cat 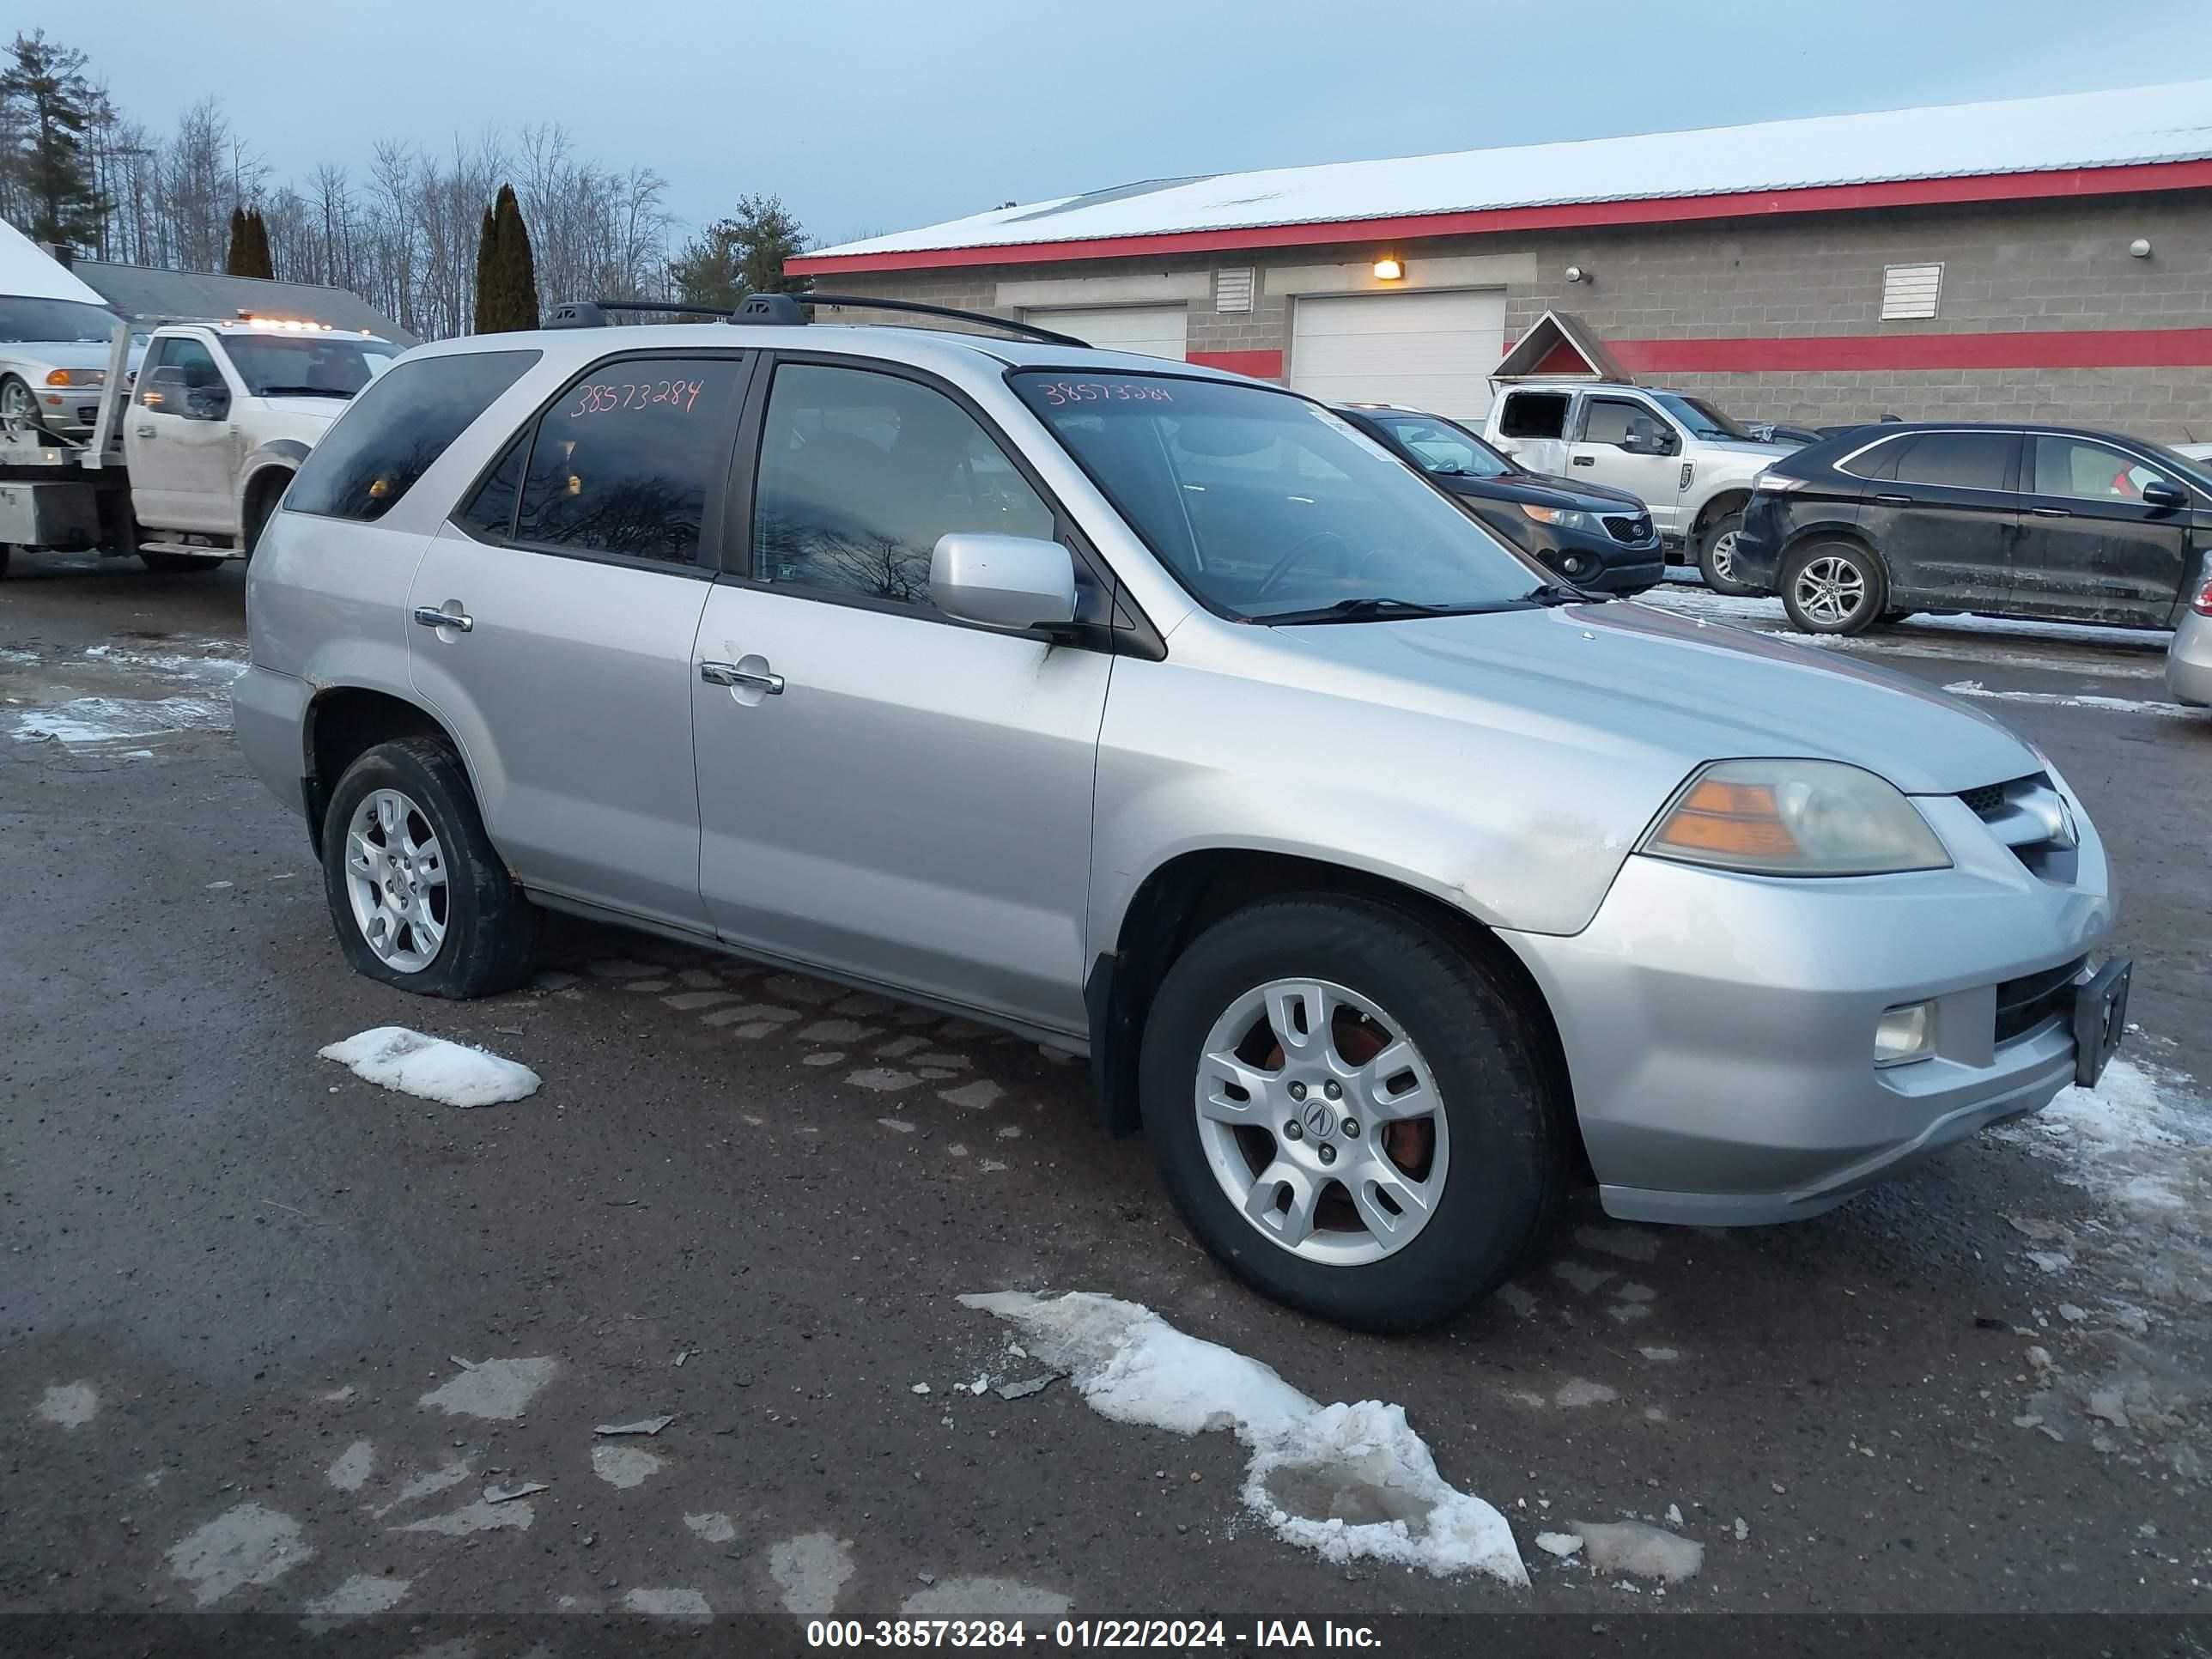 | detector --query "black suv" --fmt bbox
[1733,422,2212,635]
[1335,404,1663,593]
